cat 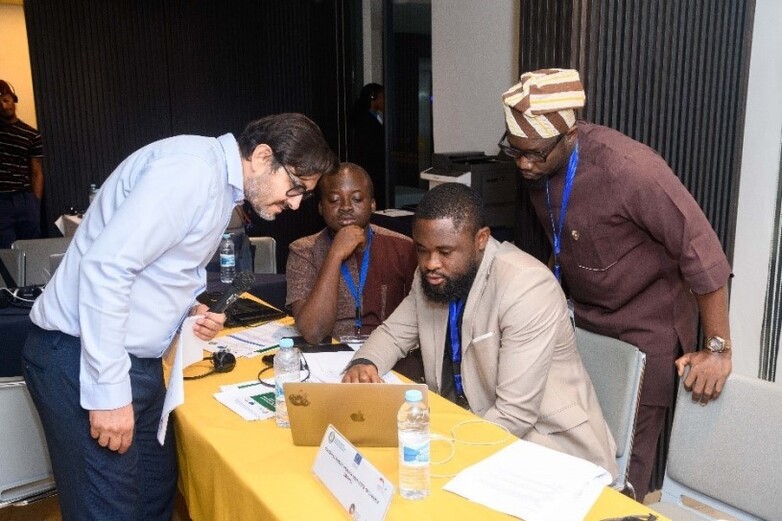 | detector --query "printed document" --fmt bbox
[205,320,299,358]
[158,315,207,444]
[213,380,276,421]
[443,439,611,521]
